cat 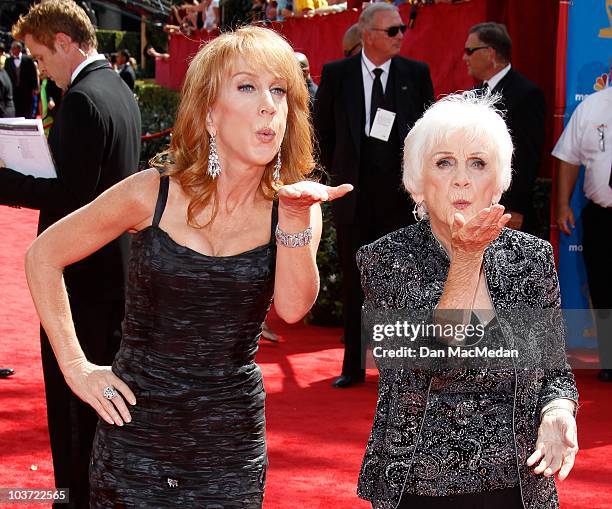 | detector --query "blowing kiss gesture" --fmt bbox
[277,181,353,218]
[271,180,353,324]
[450,204,511,255]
